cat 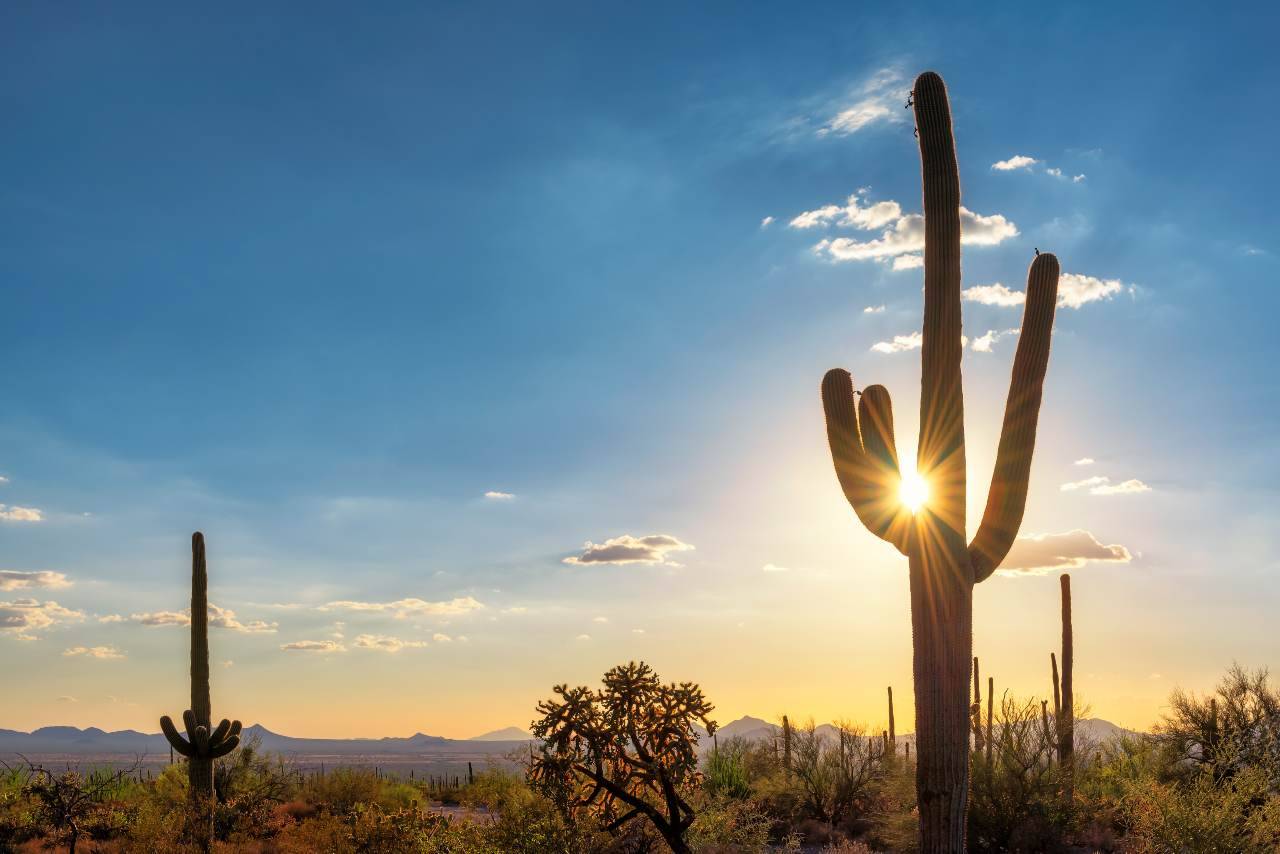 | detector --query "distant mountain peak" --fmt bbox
[469,726,532,741]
